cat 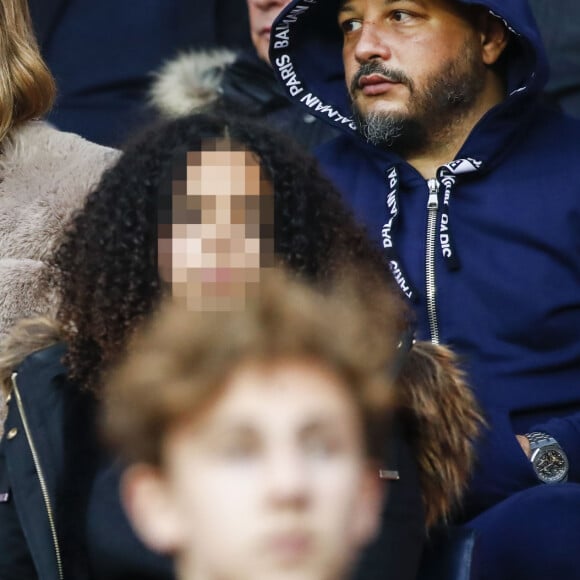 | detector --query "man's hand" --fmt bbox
[516,434,531,458]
